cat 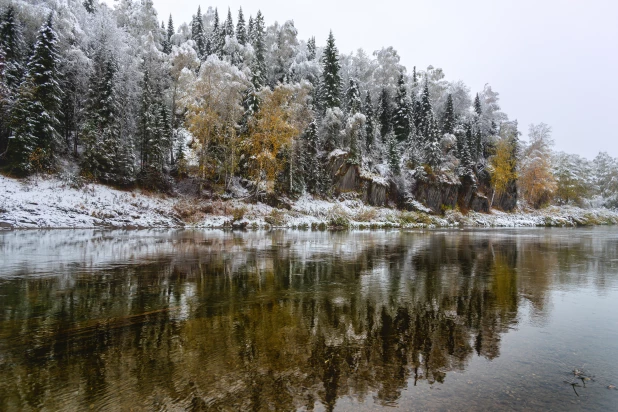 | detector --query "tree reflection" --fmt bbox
[0,230,615,410]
